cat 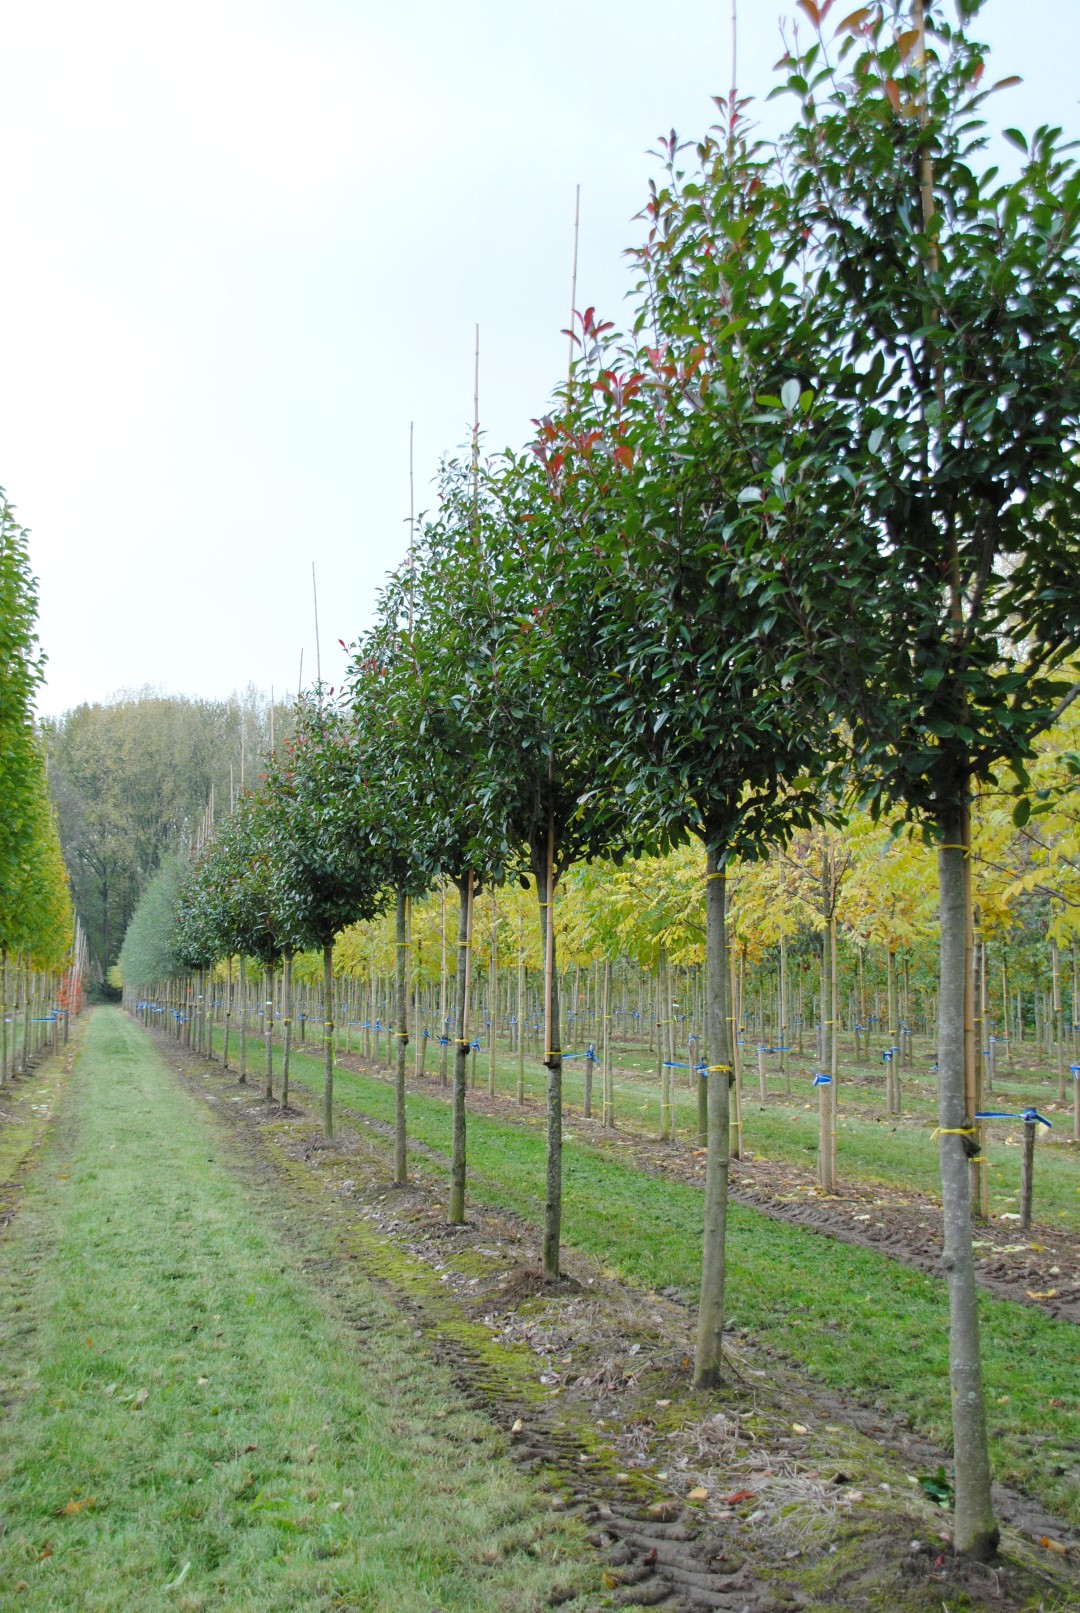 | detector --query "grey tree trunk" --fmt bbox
[488,891,498,1097]
[263,965,274,1100]
[322,943,334,1137]
[1019,1117,1036,1231]
[534,829,562,1281]
[937,810,999,1560]
[282,951,292,1110]
[449,873,472,1223]
[516,942,526,1105]
[439,884,449,1087]
[223,955,232,1072]
[694,847,733,1390]
[22,961,31,1073]
[394,887,408,1186]
[1,948,8,1087]
[602,959,613,1127]
[1052,937,1065,1101]
[238,956,247,1084]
